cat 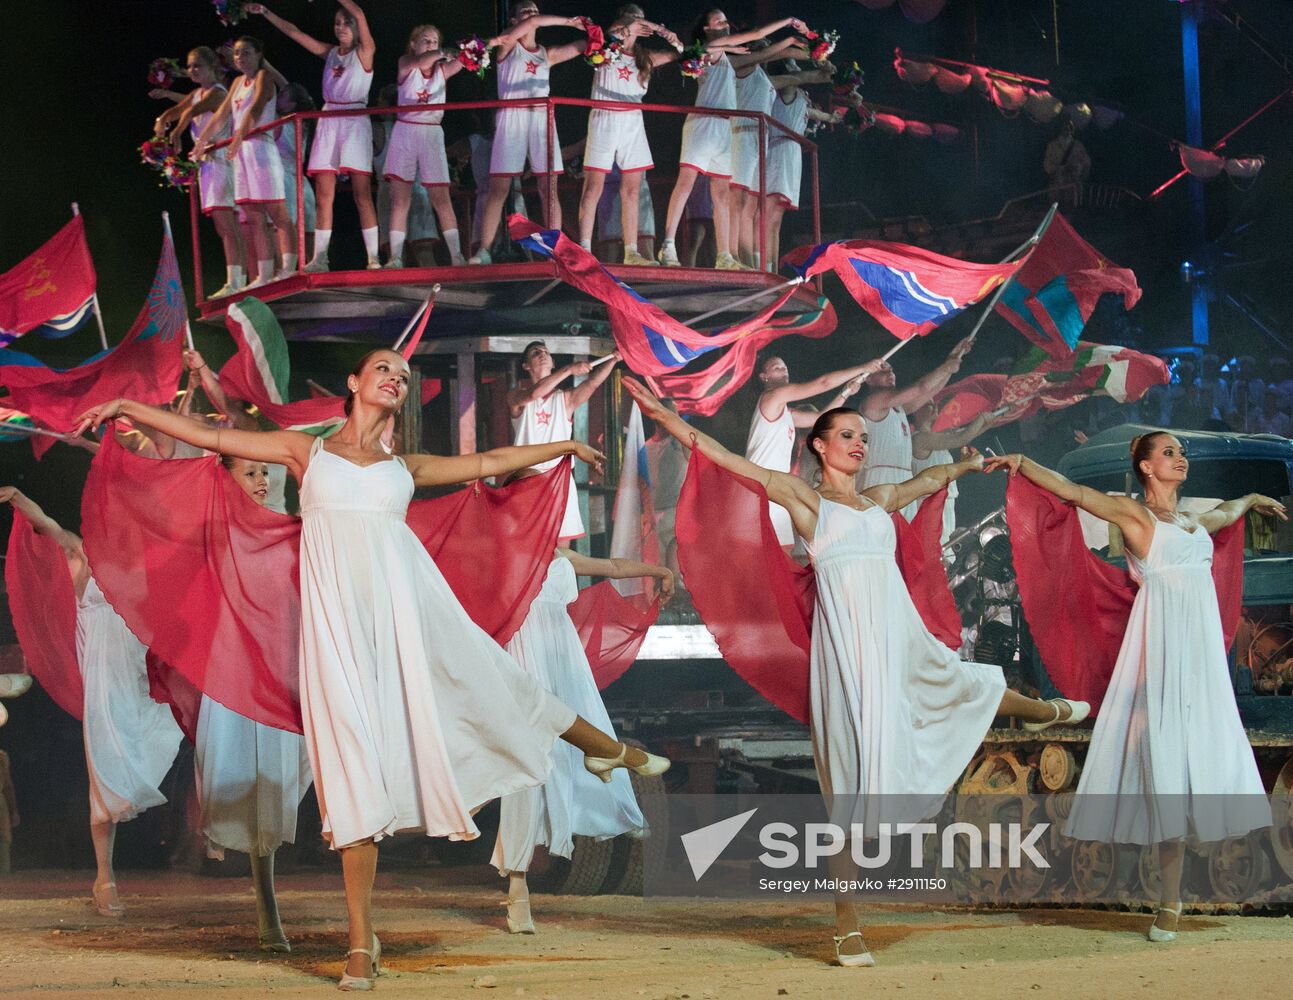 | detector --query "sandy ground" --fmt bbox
[1,869,1291,999]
